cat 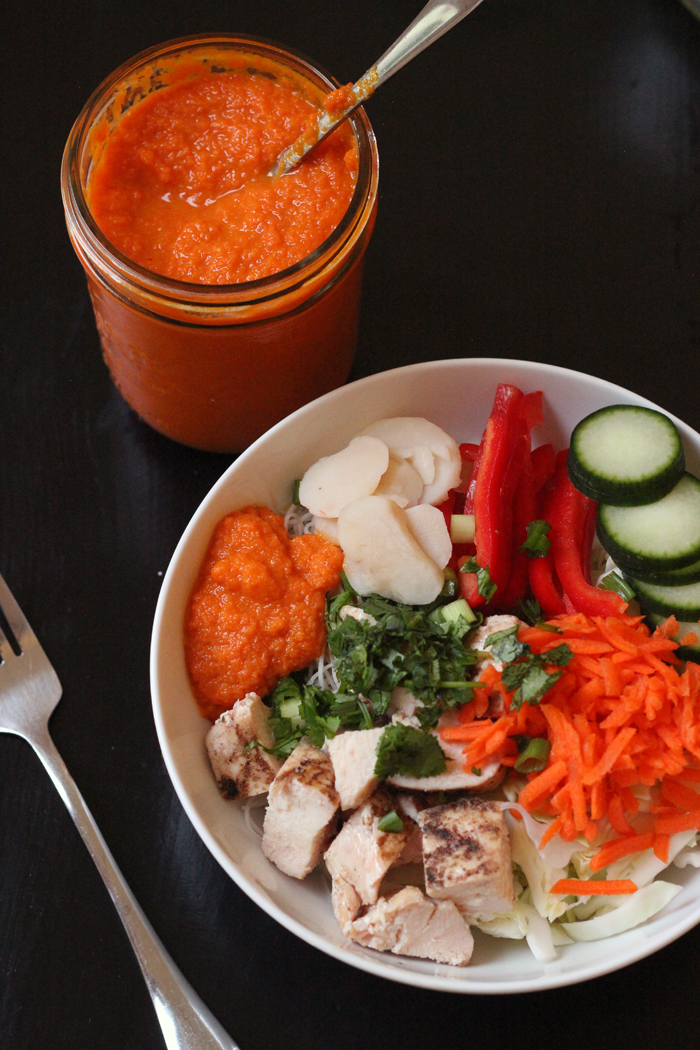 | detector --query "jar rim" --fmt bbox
[61,33,379,309]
